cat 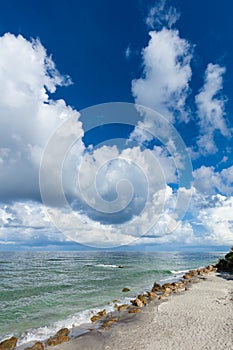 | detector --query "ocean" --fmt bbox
[0,250,225,345]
